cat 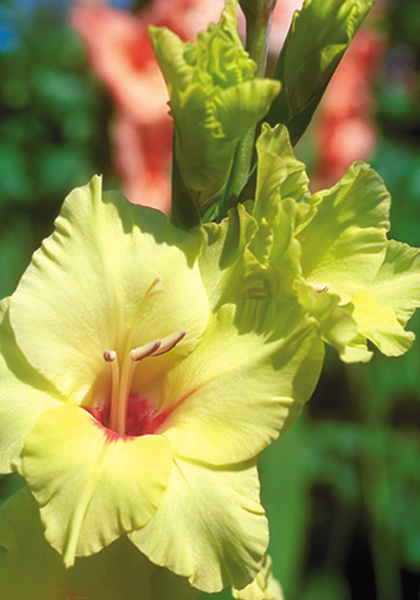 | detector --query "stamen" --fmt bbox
[314,284,329,293]
[104,349,120,432]
[102,329,187,436]
[129,339,162,362]
[151,330,186,356]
